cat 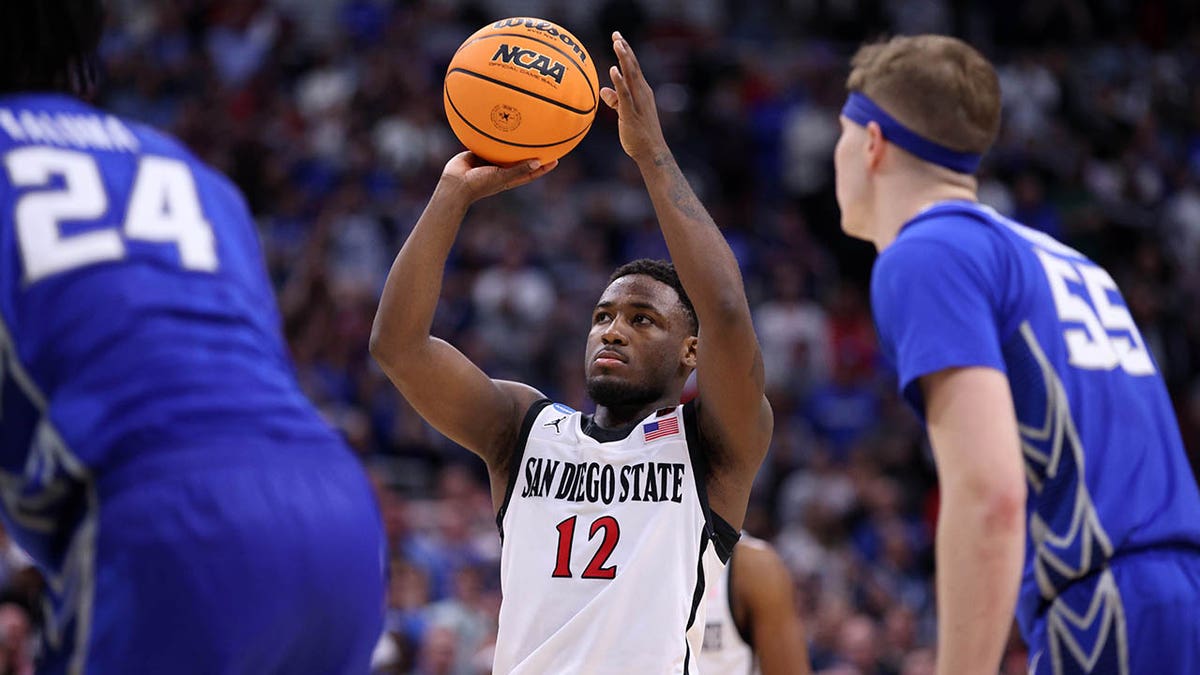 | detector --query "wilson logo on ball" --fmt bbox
[491,44,567,84]
[490,18,589,63]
